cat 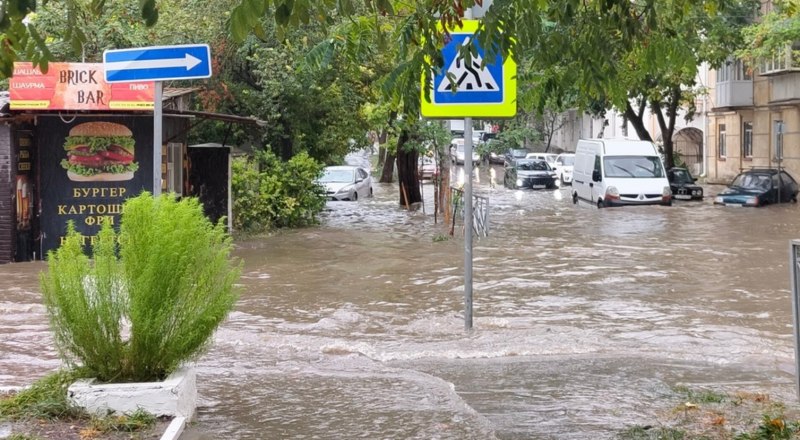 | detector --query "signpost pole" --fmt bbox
[153,81,162,197]
[790,240,800,401]
[464,118,474,330]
